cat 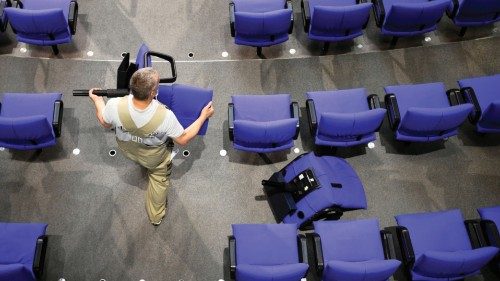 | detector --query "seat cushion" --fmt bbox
[234,0,286,13]
[458,74,500,116]
[234,9,291,47]
[0,223,47,267]
[451,0,500,26]
[324,259,401,281]
[233,94,291,122]
[317,108,386,138]
[412,247,499,279]
[157,84,213,135]
[307,88,370,115]
[232,224,299,265]
[0,264,34,281]
[236,263,308,281]
[1,93,62,123]
[22,0,72,19]
[234,118,297,144]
